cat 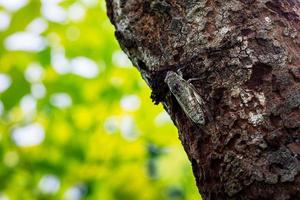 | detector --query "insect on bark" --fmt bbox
[164,71,208,125]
